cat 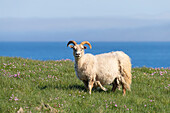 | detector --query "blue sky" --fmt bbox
[0,0,170,42]
[1,0,170,18]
